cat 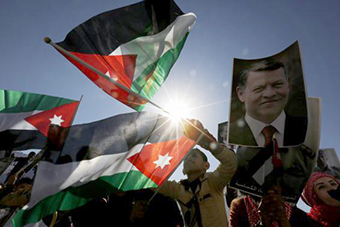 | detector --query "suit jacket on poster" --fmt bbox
[228,114,307,147]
